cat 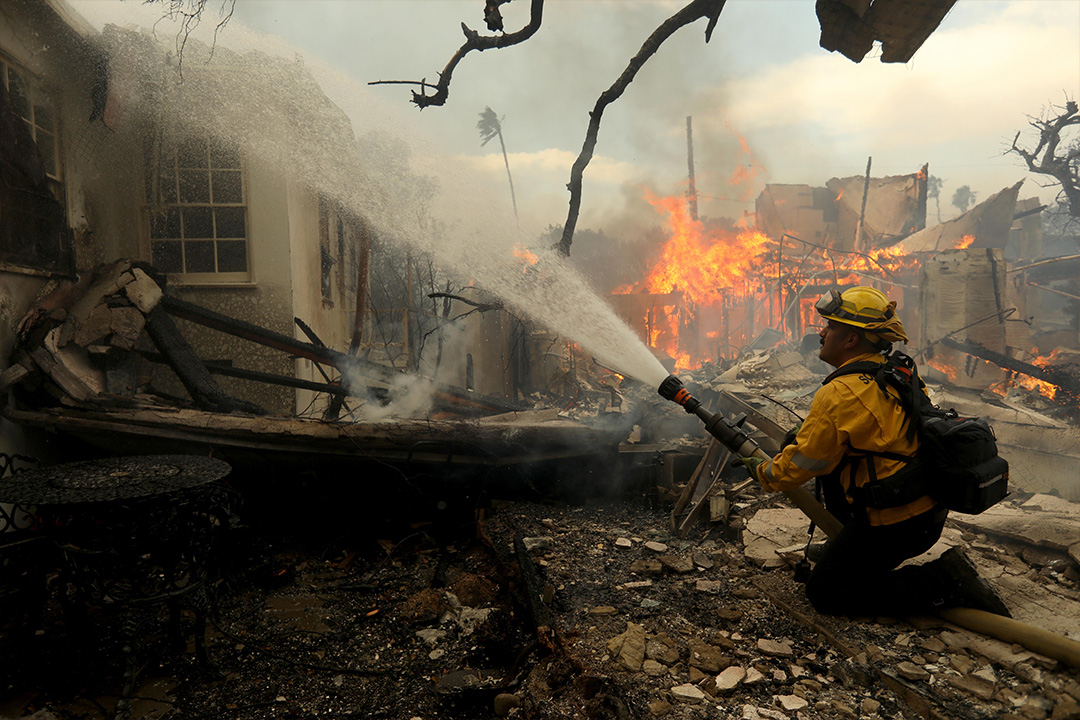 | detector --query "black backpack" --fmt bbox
[823,351,1009,515]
